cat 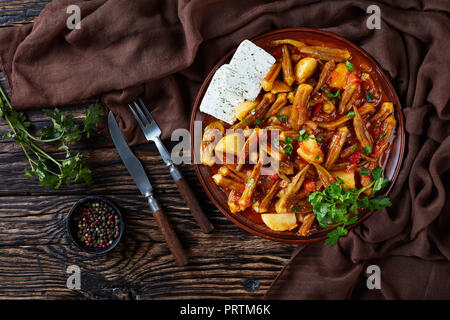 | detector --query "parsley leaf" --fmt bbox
[283,143,293,154]
[325,226,348,245]
[360,168,370,175]
[275,115,288,123]
[84,103,103,139]
[326,89,341,100]
[345,60,354,72]
[366,92,374,102]
[363,145,372,154]
[284,136,293,144]
[0,85,101,190]
[307,167,391,245]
